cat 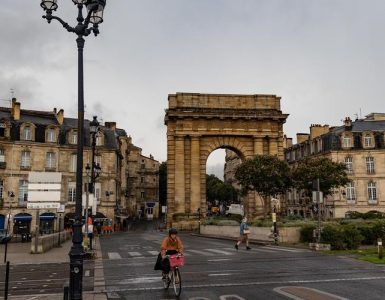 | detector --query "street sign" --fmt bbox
[312,191,323,204]
[27,202,61,209]
[272,212,277,222]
